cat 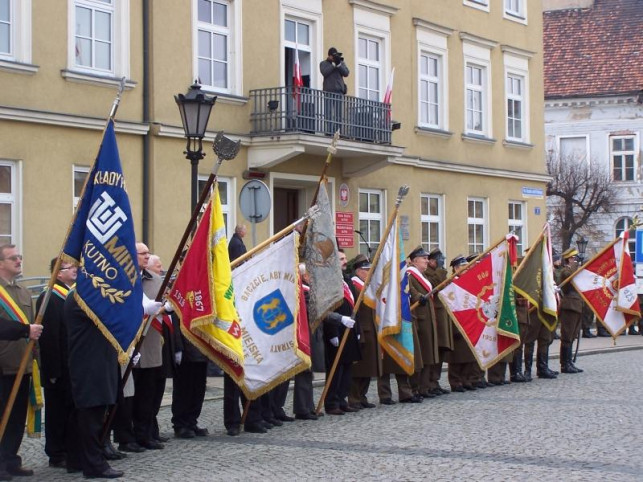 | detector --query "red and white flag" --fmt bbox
[382,68,395,121]
[570,232,640,337]
[438,238,520,369]
[293,47,304,111]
